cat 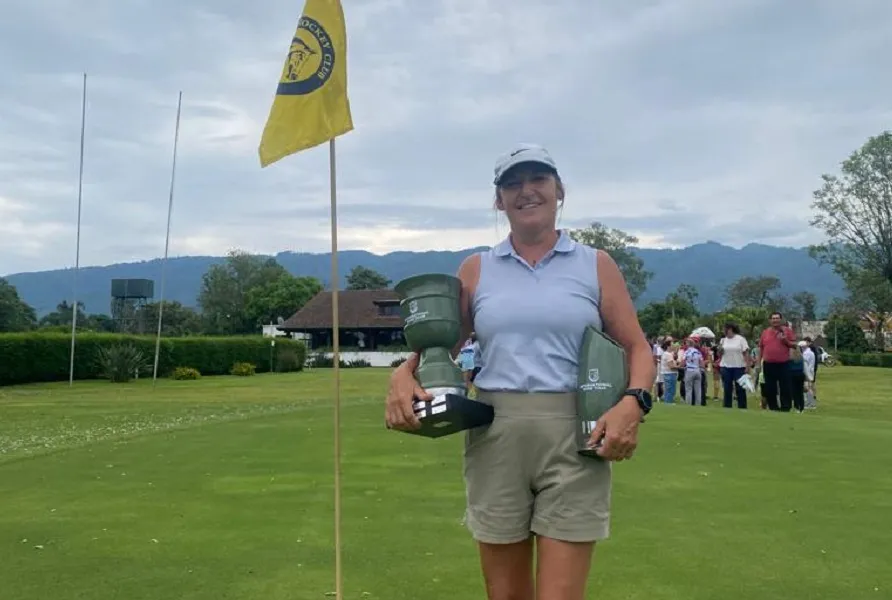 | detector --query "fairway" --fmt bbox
[1,367,890,599]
